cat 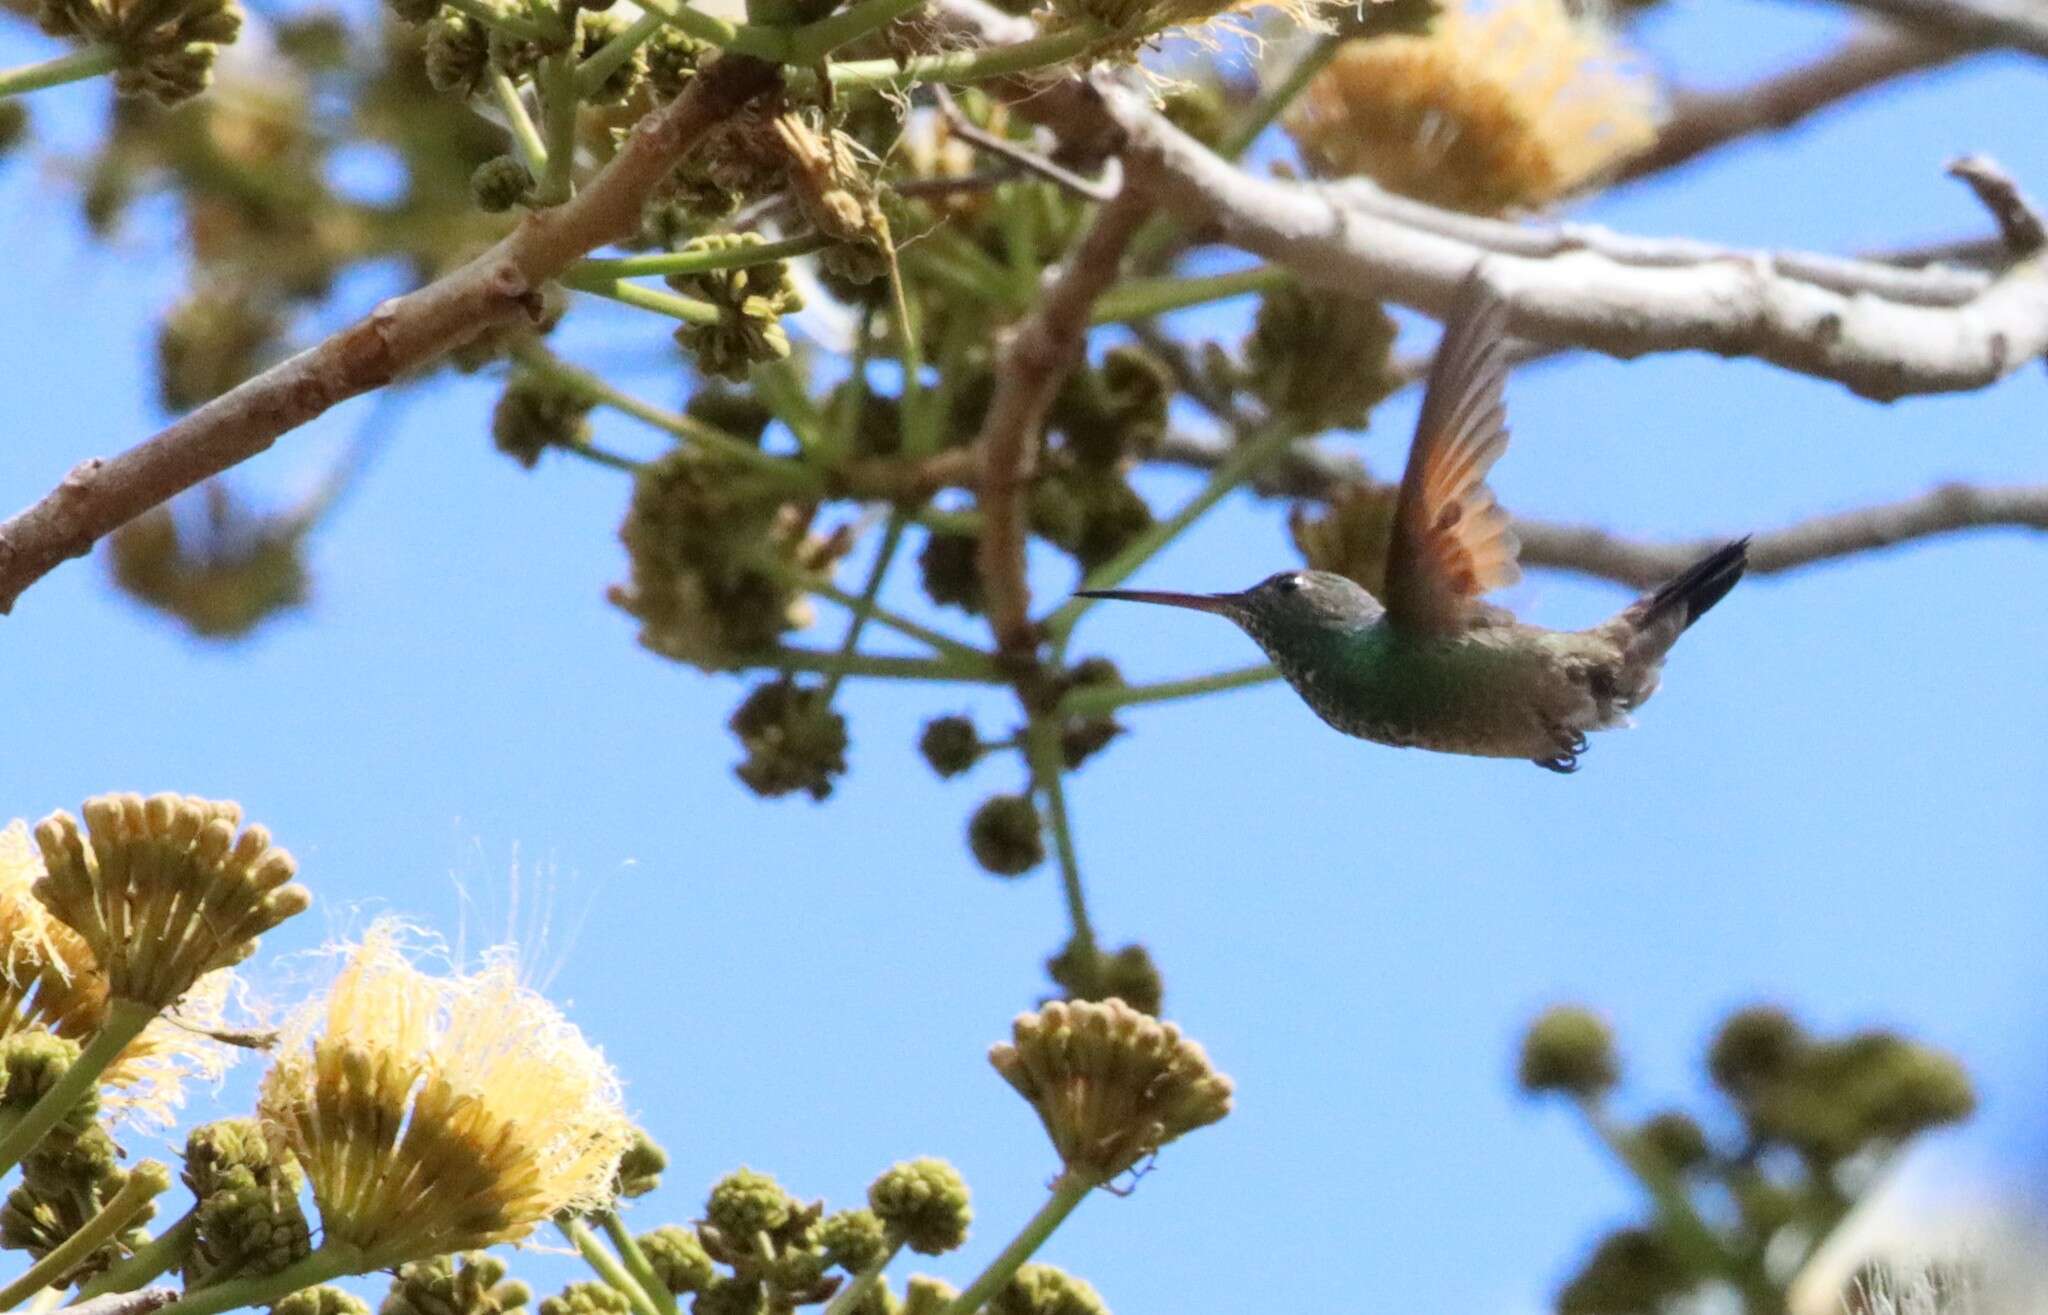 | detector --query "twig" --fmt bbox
[1620,26,1961,181]
[1946,155,2047,256]
[61,1289,178,1315]
[0,54,784,615]
[934,86,1121,202]
[1830,0,2048,59]
[975,186,1151,655]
